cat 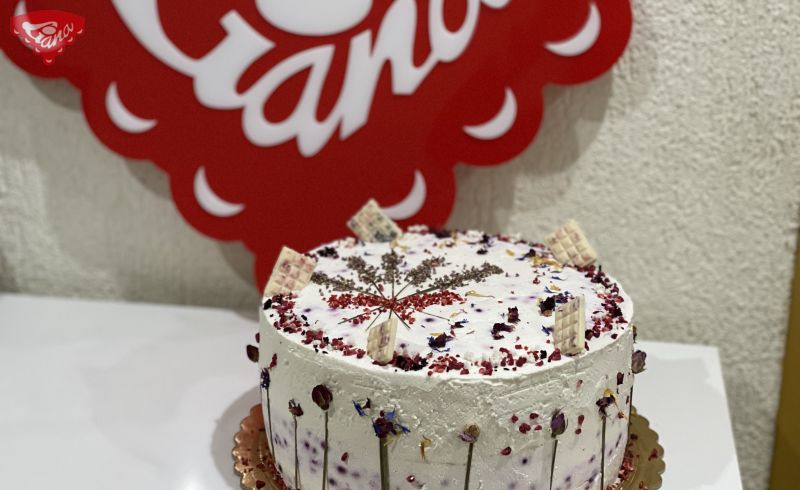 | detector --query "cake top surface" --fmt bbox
[262,227,633,379]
